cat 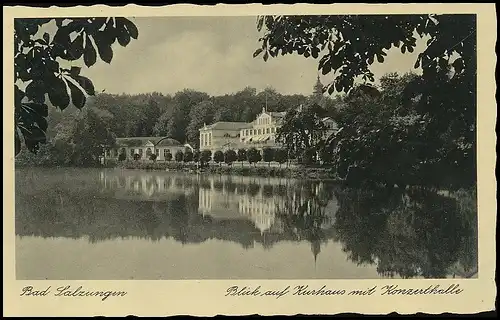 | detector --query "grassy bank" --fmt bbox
[117,160,341,180]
